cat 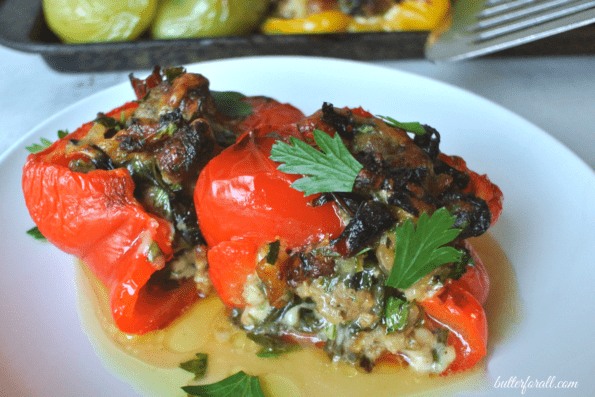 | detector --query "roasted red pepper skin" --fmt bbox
[419,241,489,373]
[195,124,344,250]
[349,106,374,118]
[195,124,344,307]
[237,96,305,134]
[207,236,264,307]
[421,277,488,374]
[455,240,490,306]
[22,102,199,335]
